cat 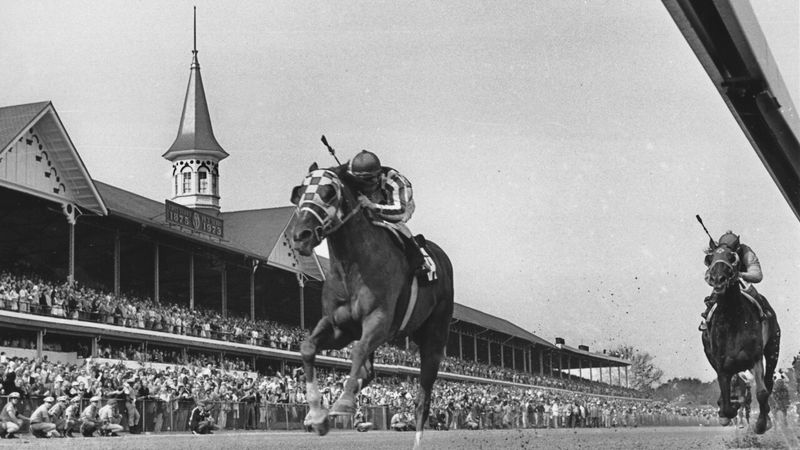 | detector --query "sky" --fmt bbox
[2,0,798,383]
